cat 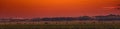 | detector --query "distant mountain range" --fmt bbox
[0,14,120,22]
